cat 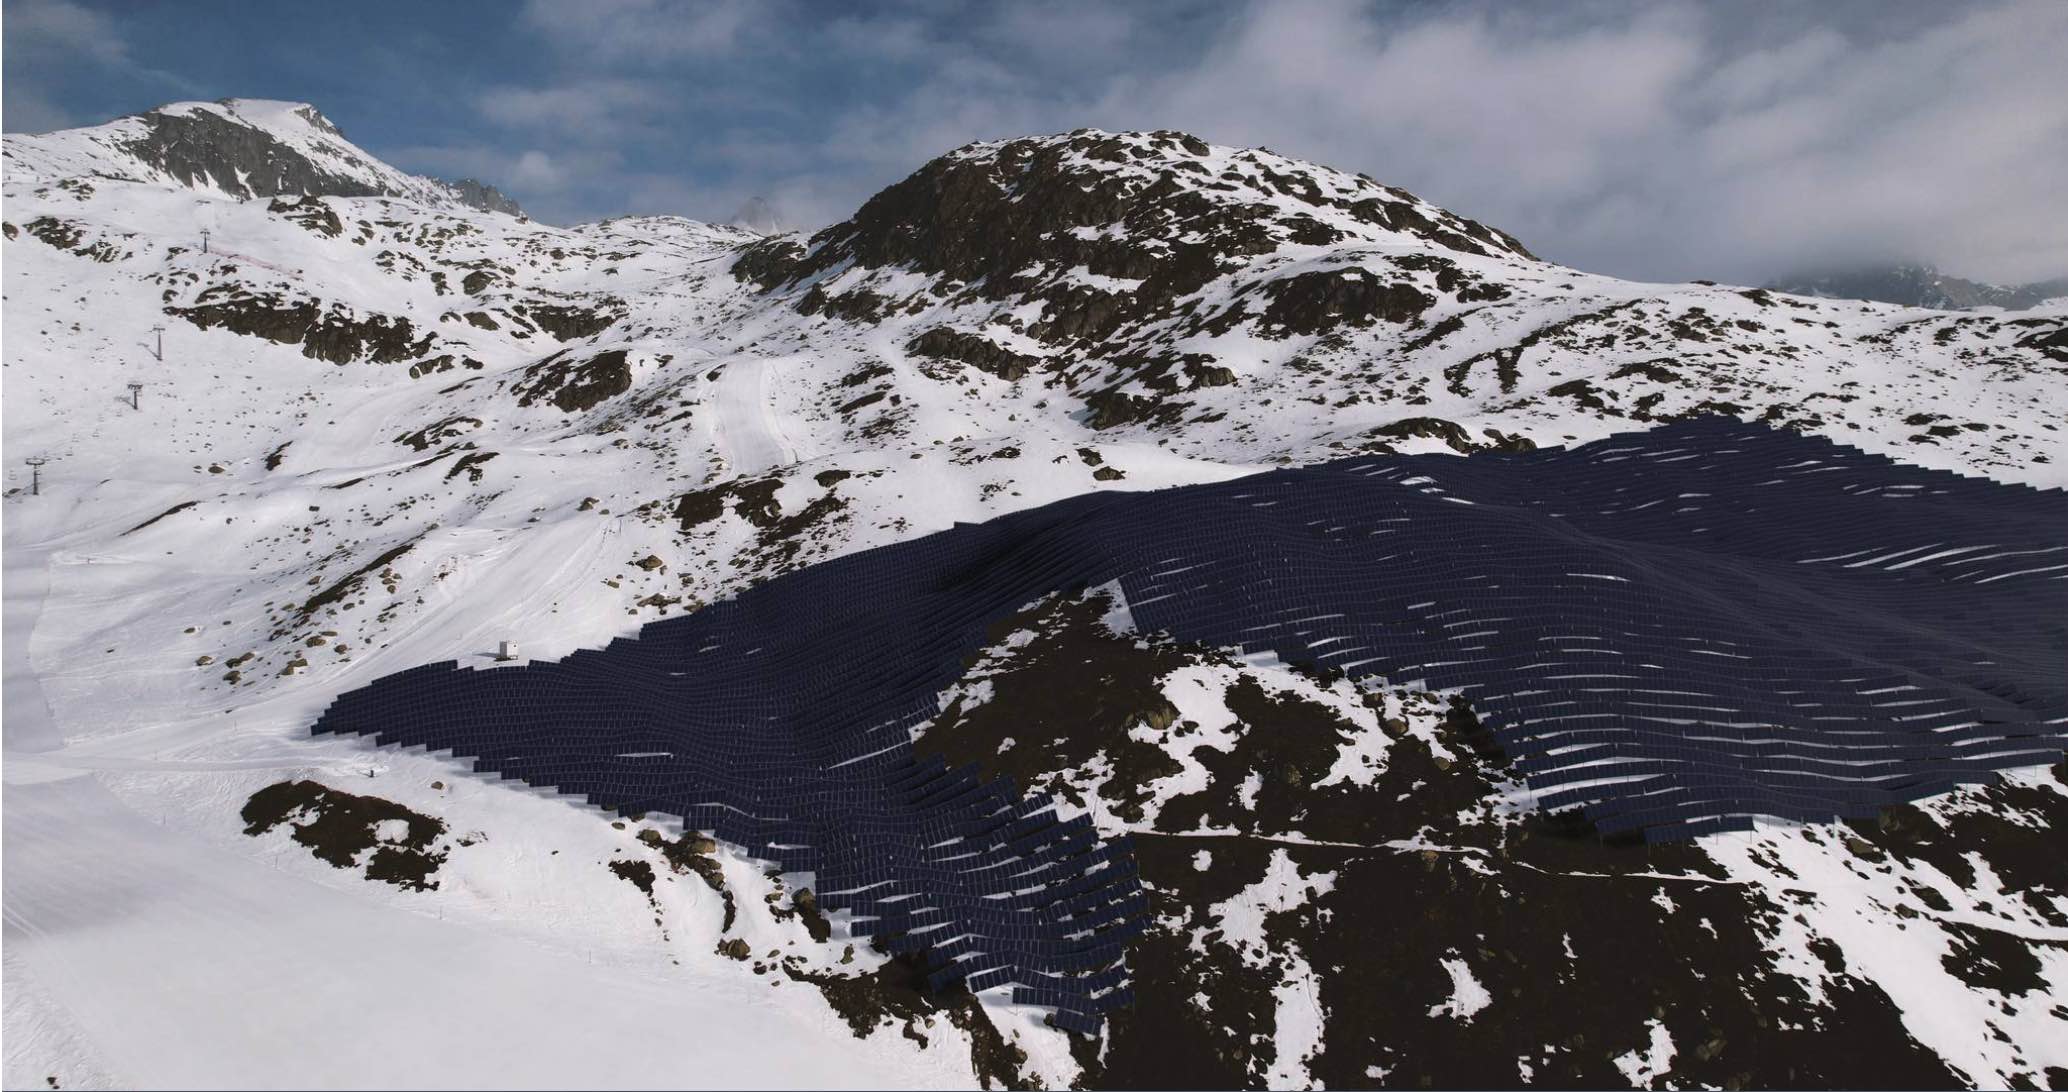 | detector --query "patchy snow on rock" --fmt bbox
[1208,849,1337,958]
[1205,849,1339,1087]
[1697,773,2068,1089]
